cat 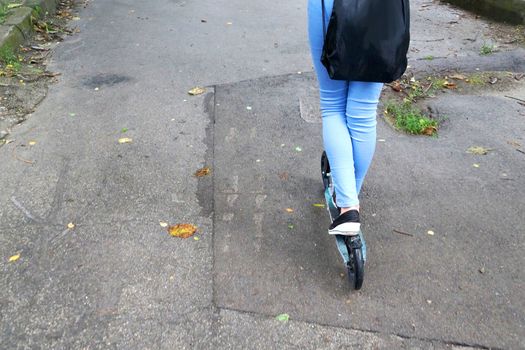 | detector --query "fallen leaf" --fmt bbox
[467,146,491,155]
[449,74,466,80]
[8,254,20,262]
[443,81,457,89]
[507,140,521,148]
[67,222,75,229]
[422,126,437,136]
[285,208,294,213]
[168,224,197,238]
[313,203,325,208]
[473,163,480,168]
[390,81,403,92]
[118,137,133,144]
[121,128,128,133]
[427,230,435,236]
[479,267,485,274]
[193,236,200,241]
[188,87,206,95]
[426,299,432,305]
[278,172,289,180]
[275,313,290,322]
[159,221,168,228]
[7,3,23,9]
[28,141,36,146]
[194,166,211,177]
[288,224,294,229]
